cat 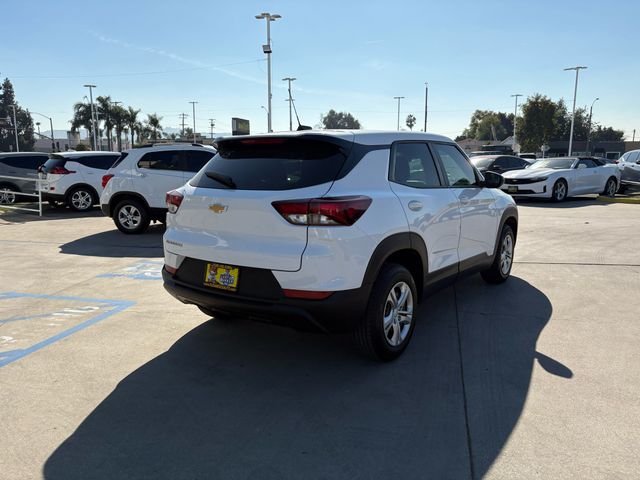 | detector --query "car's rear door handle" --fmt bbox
[408,200,423,211]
